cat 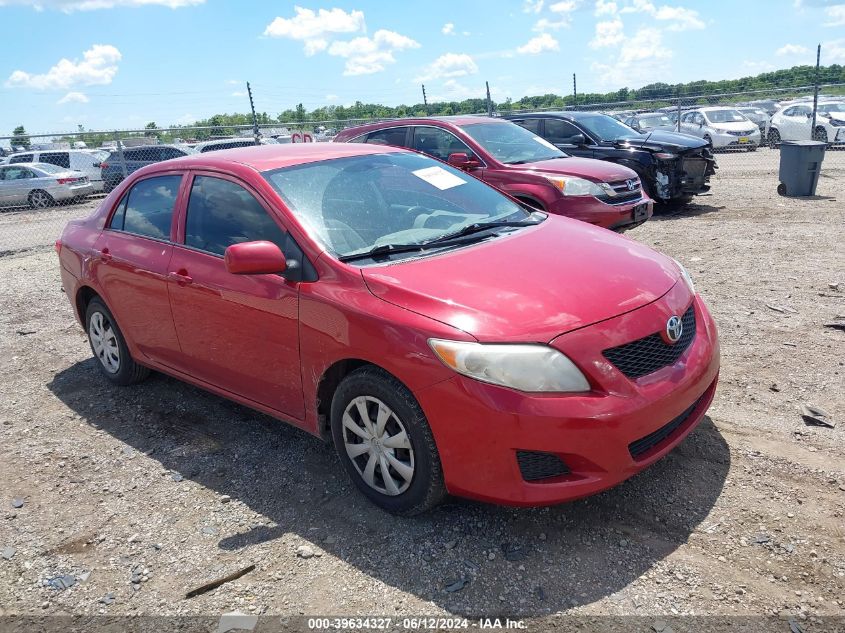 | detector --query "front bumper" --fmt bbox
[413,284,720,506]
[549,195,653,232]
[710,130,761,149]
